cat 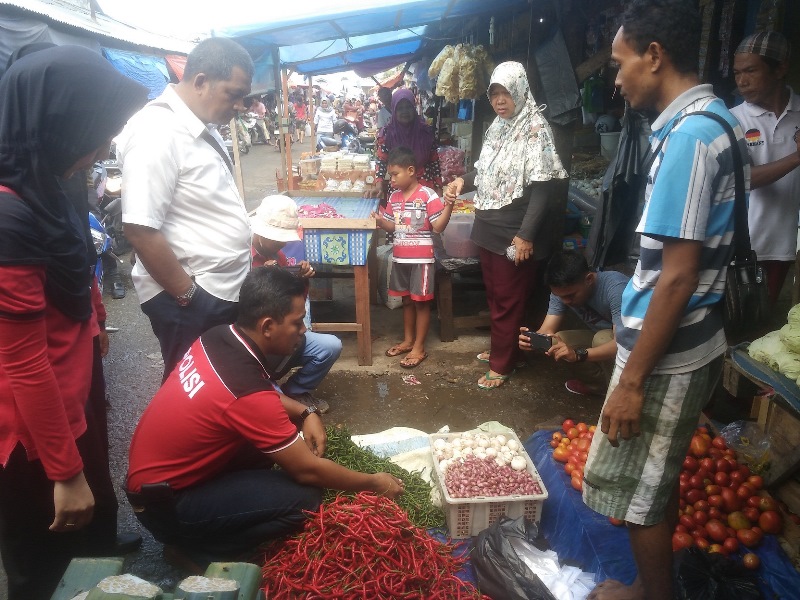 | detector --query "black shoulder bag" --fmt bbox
[690,111,769,343]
